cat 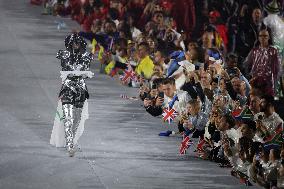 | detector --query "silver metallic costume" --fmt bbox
[56,33,93,156]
